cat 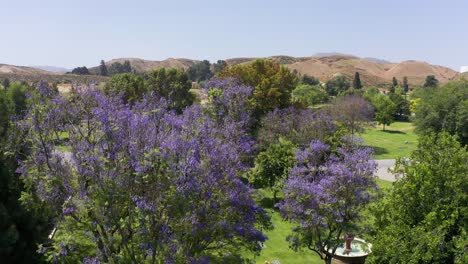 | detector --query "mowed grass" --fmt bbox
[361,122,418,159]
[249,180,392,264]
